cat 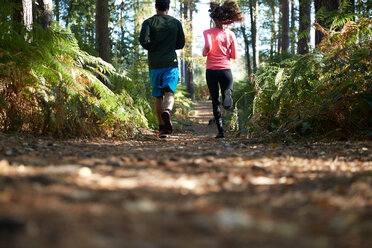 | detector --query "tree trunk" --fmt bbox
[183,0,195,101]
[297,0,311,54]
[12,0,23,24]
[36,0,53,30]
[277,1,282,53]
[314,0,341,45]
[240,25,252,76]
[96,0,110,62]
[269,3,276,59]
[22,0,33,31]
[281,0,290,53]
[65,0,75,28]
[290,0,296,54]
[249,0,259,71]
[55,0,60,23]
